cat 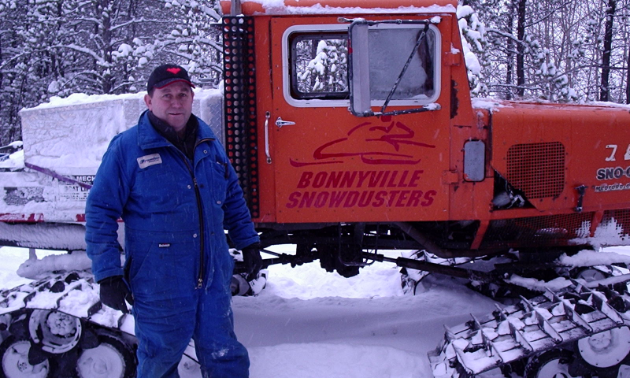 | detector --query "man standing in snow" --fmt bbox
[85,64,262,378]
